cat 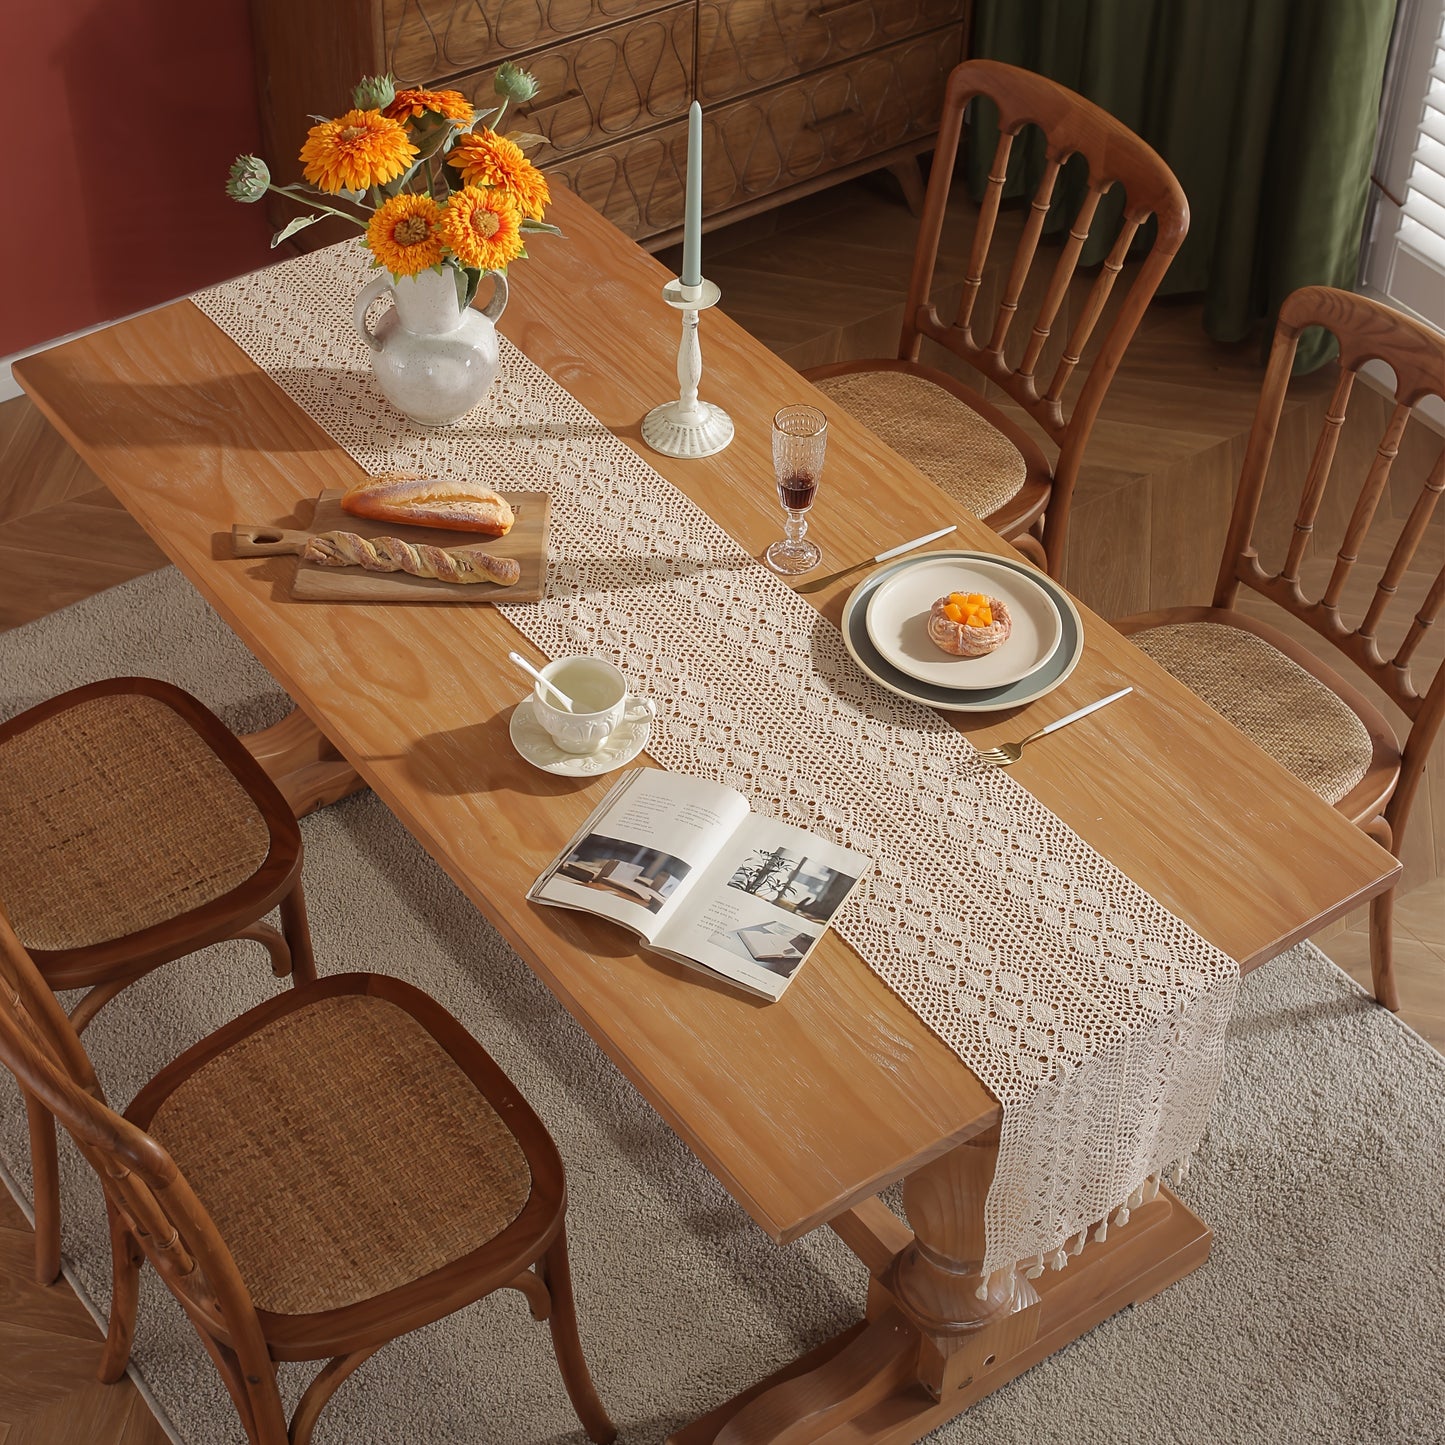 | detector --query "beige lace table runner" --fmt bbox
[195,246,1239,1283]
